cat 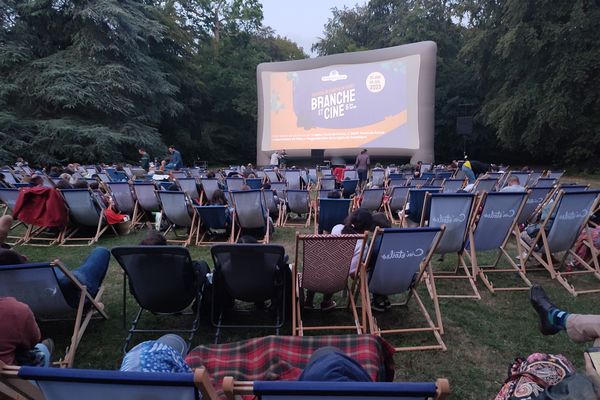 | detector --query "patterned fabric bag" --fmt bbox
[495,353,575,400]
